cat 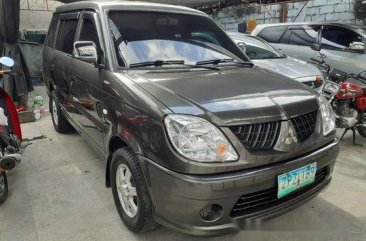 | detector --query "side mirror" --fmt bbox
[311,43,322,52]
[73,41,98,65]
[0,57,14,67]
[348,42,365,53]
[237,42,246,53]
